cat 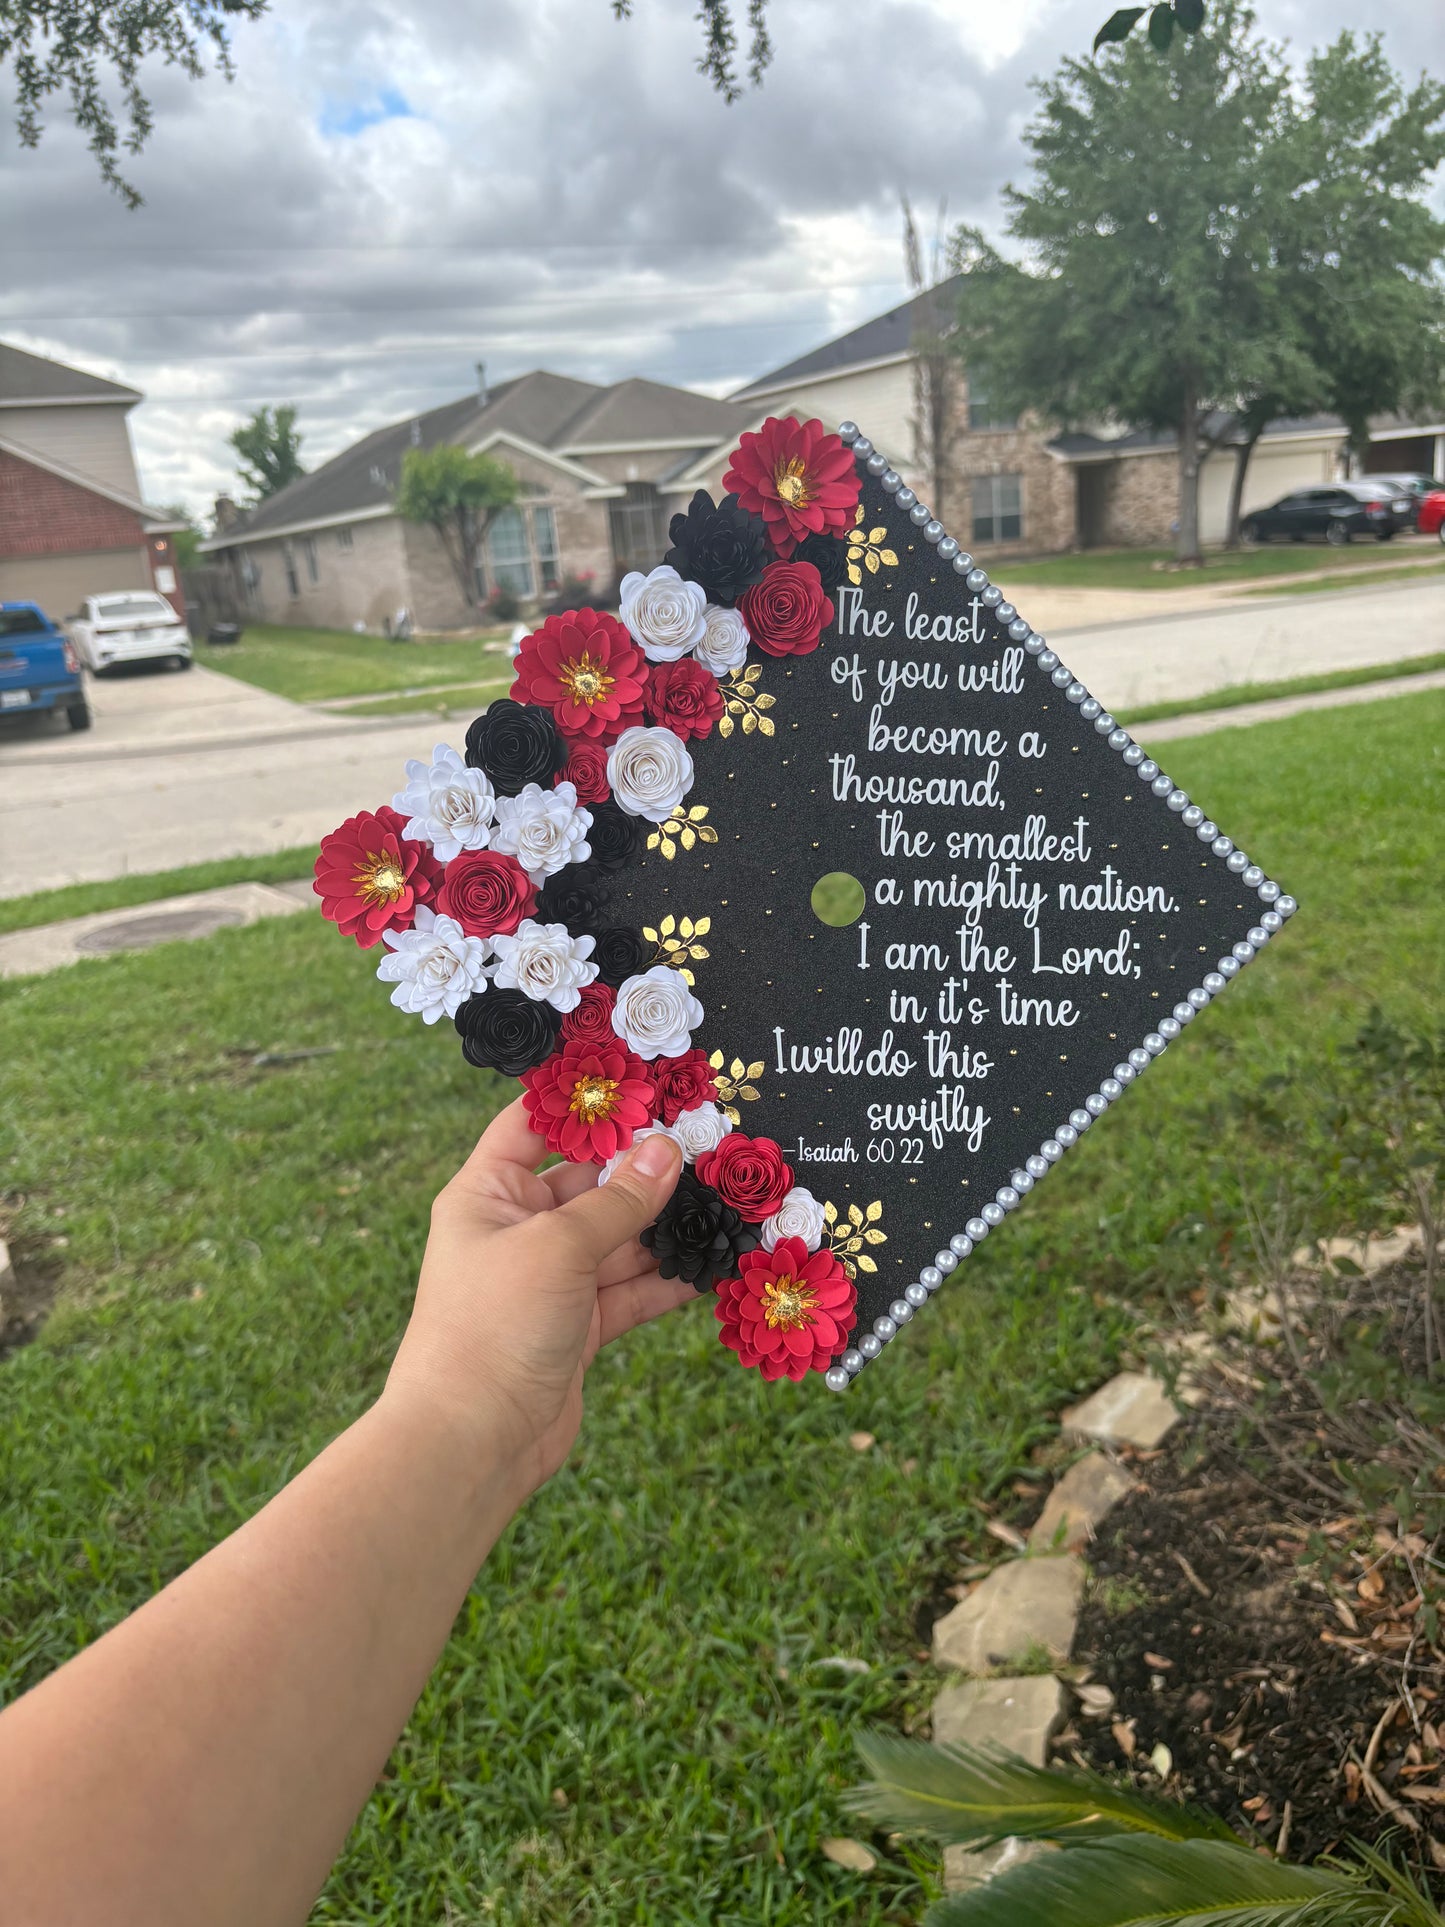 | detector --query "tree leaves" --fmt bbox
[1092,0,1206,53]
[1093,8,1146,51]
[1147,3,1174,52]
